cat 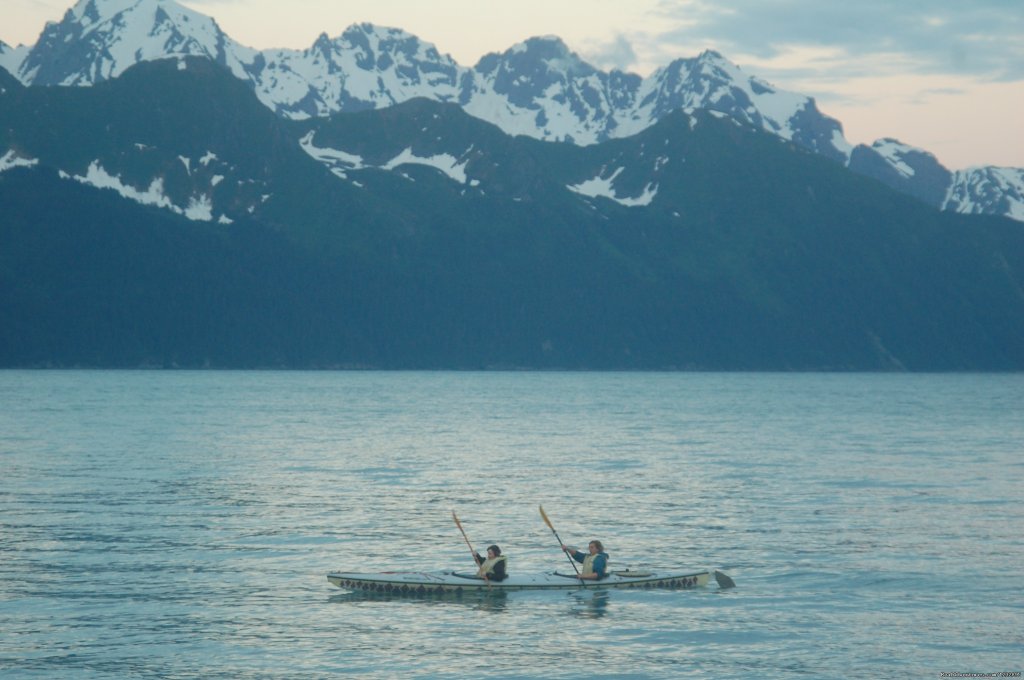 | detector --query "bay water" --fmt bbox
[1,371,1021,678]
